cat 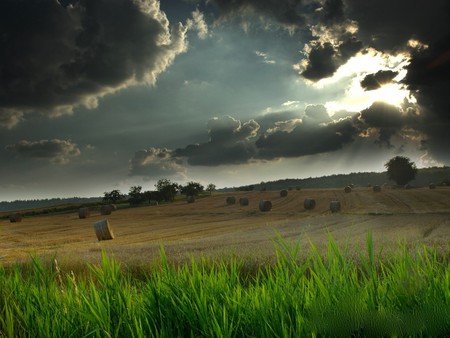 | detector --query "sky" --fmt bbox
[0,0,449,201]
